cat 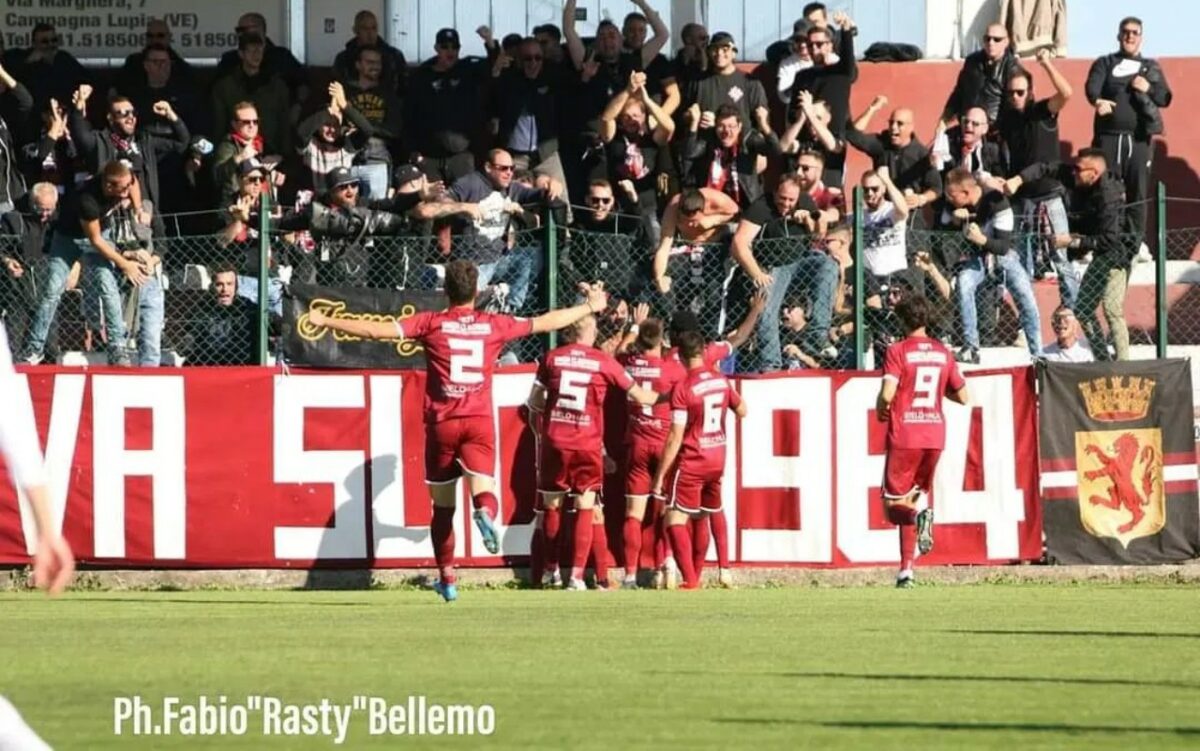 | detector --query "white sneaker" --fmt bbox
[718,568,734,588]
[662,563,678,591]
[565,578,587,591]
[621,575,638,589]
[19,353,43,365]
[541,570,562,588]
